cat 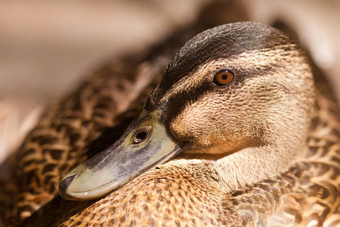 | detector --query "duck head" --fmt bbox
[59,22,315,200]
